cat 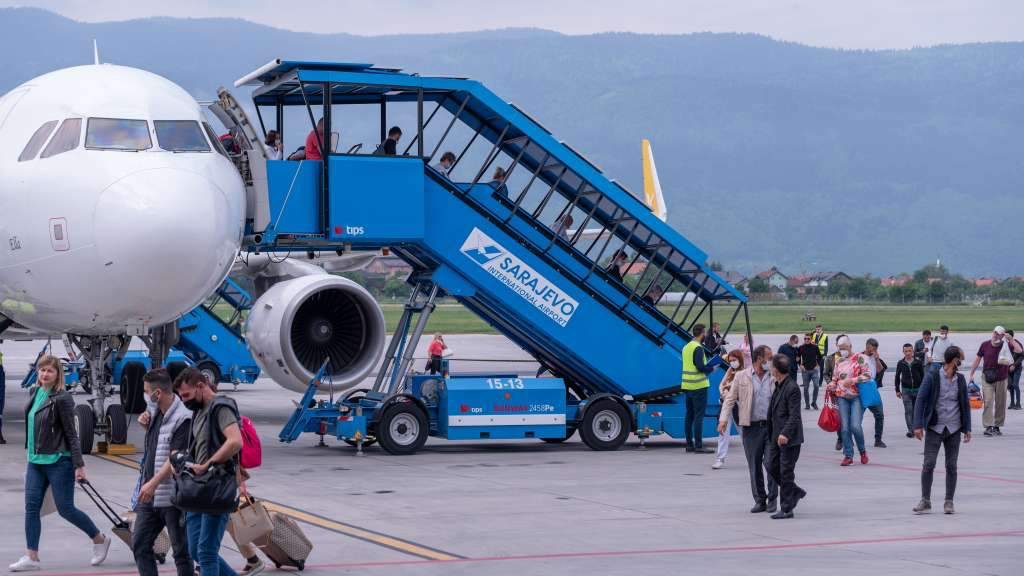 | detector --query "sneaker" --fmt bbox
[874,439,887,448]
[913,499,932,514]
[804,404,810,410]
[750,502,767,513]
[90,534,111,566]
[860,451,870,465]
[711,459,724,470]
[770,510,794,519]
[835,439,843,451]
[693,447,714,454]
[906,432,914,438]
[840,457,853,466]
[944,500,955,515]
[9,557,41,572]
[983,427,994,437]
[766,500,778,514]
[812,403,819,410]
[994,427,1003,436]
[240,556,265,576]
